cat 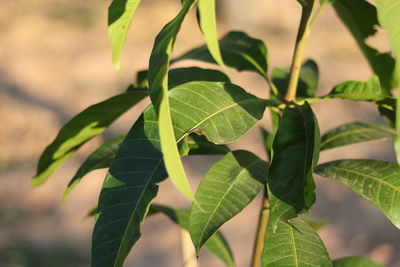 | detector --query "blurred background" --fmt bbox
[0,0,399,266]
